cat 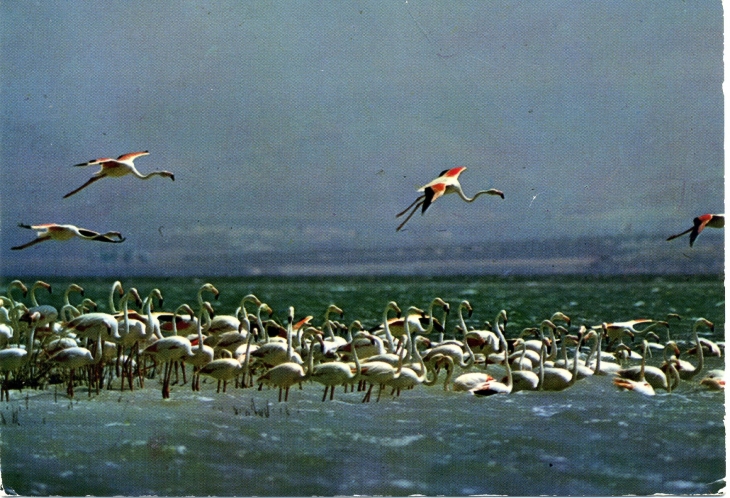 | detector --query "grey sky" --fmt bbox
[0,1,723,274]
